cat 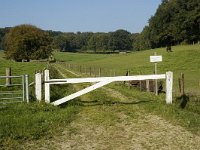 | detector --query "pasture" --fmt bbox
[54,44,200,95]
[1,45,200,149]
